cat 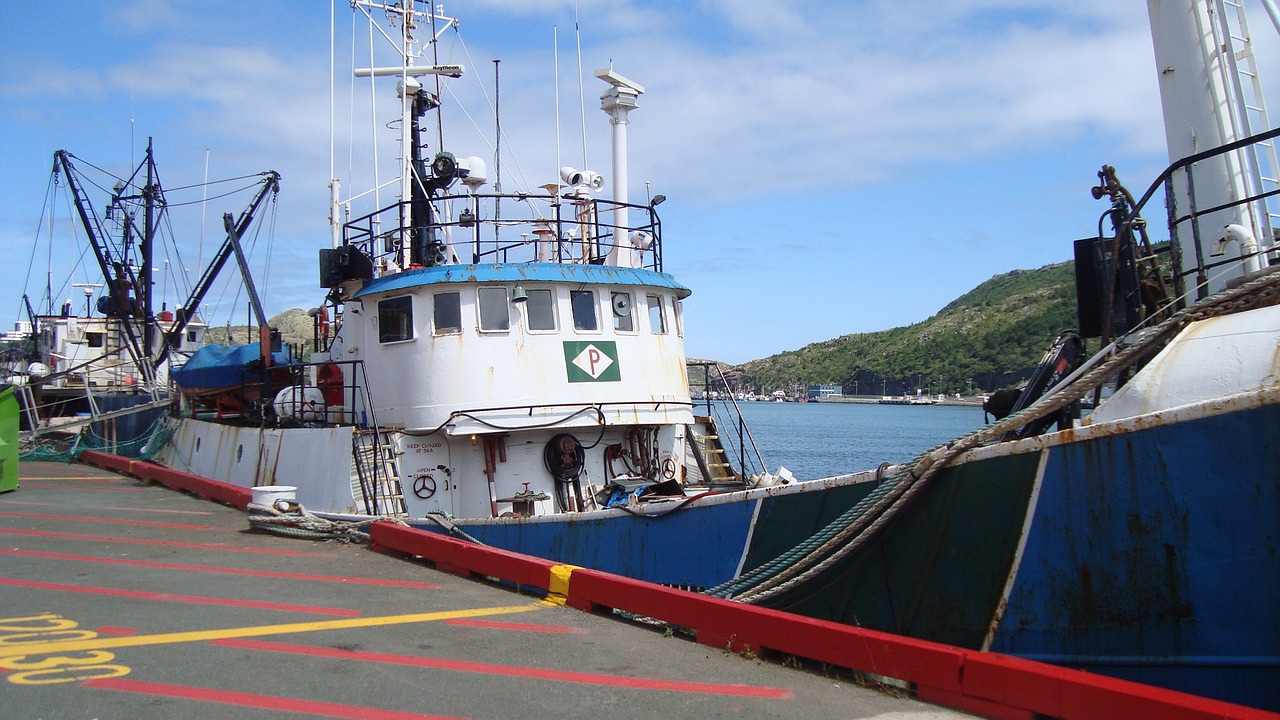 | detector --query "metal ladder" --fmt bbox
[1211,0,1280,251]
[352,428,407,516]
[688,417,742,485]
